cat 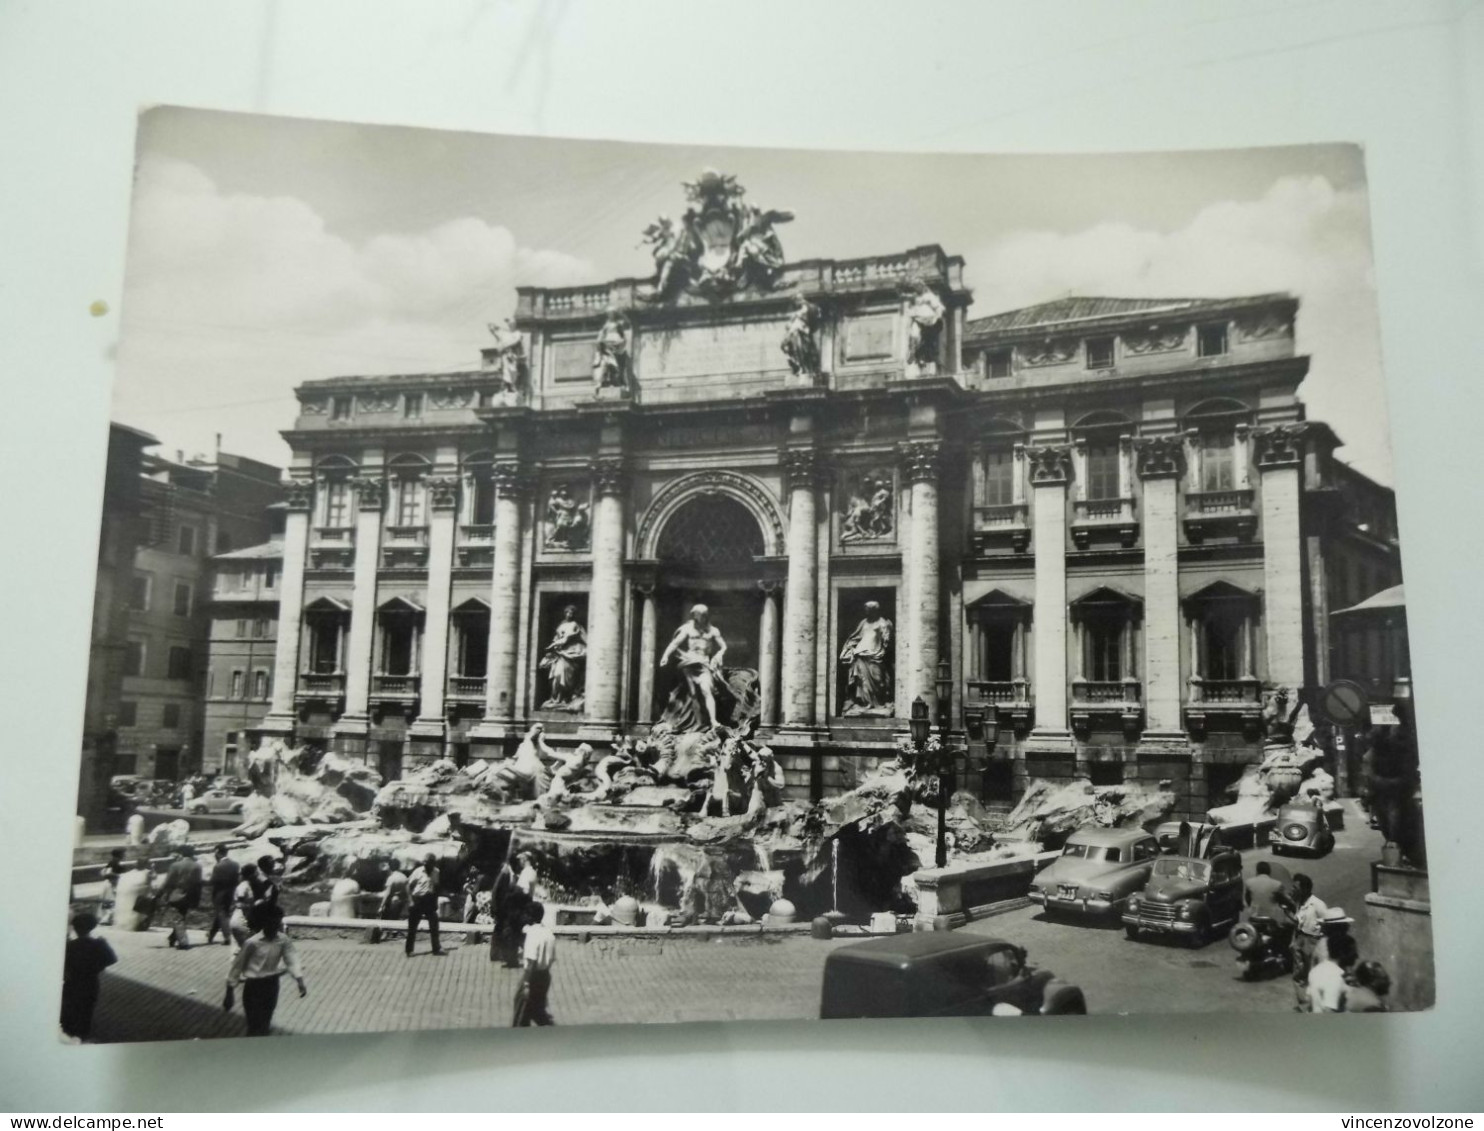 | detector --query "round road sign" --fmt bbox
[1318,679,1370,727]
